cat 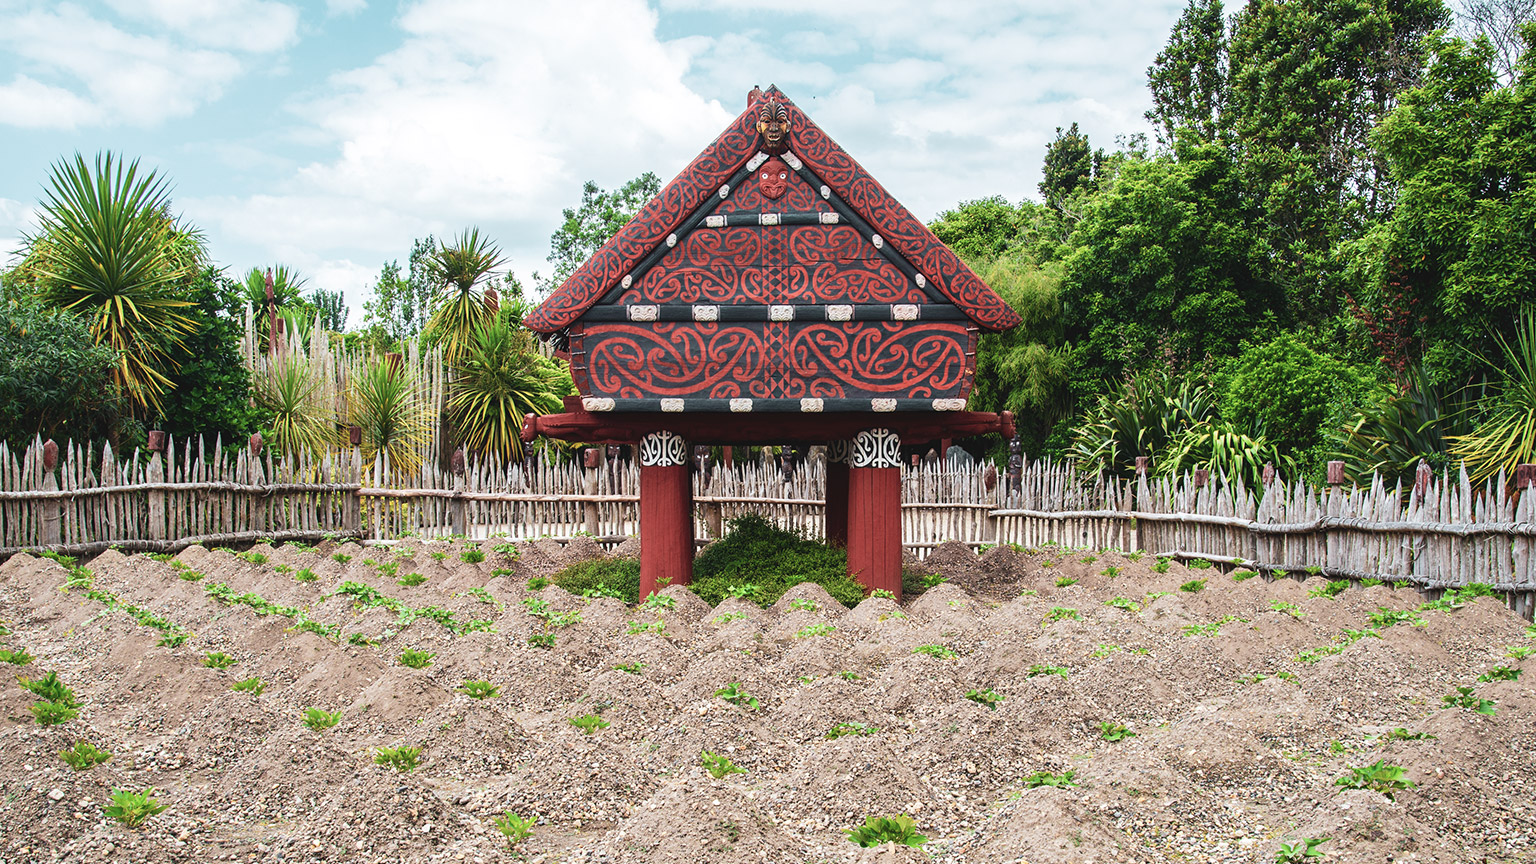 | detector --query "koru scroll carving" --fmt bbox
[639,431,689,467]
[852,428,901,468]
